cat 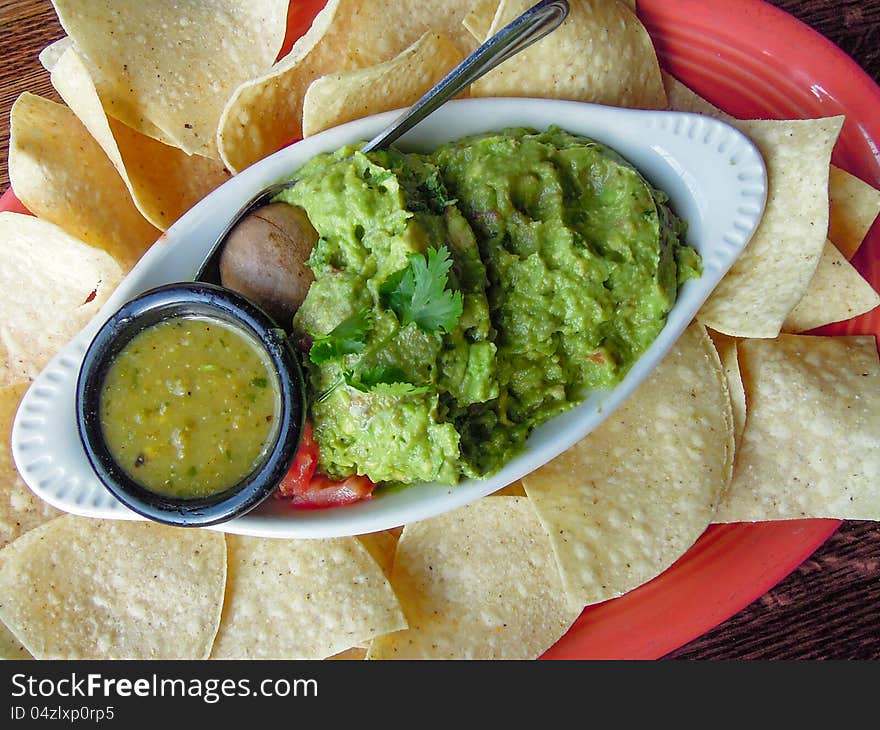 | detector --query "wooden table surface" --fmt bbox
[0,0,878,660]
